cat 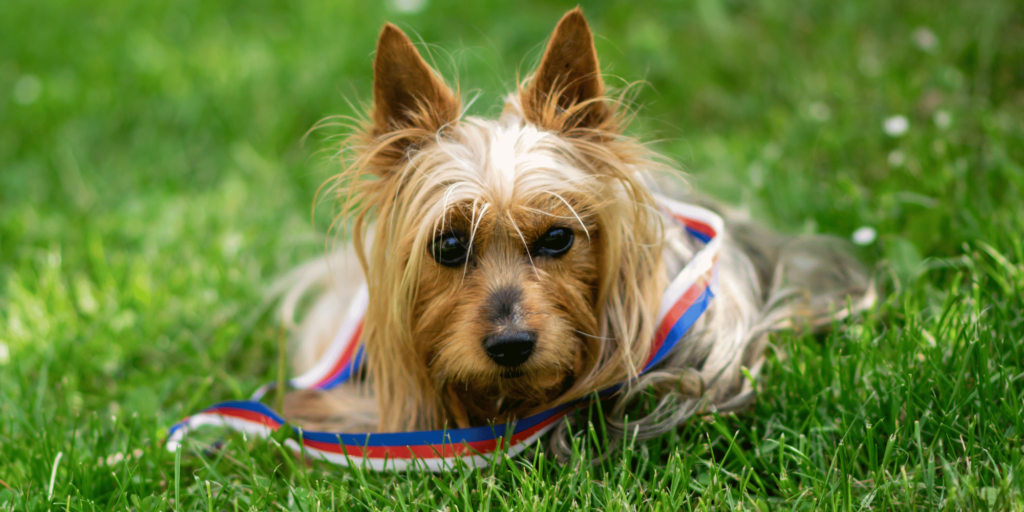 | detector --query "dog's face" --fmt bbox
[342,9,665,431]
[415,193,601,425]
